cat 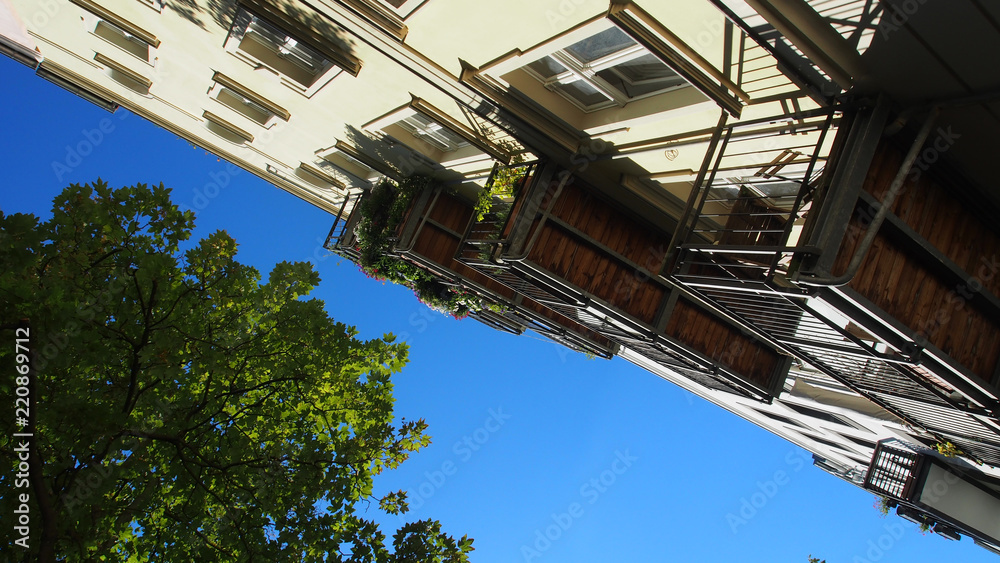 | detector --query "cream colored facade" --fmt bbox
[3,0,834,218]
[6,0,1000,550]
